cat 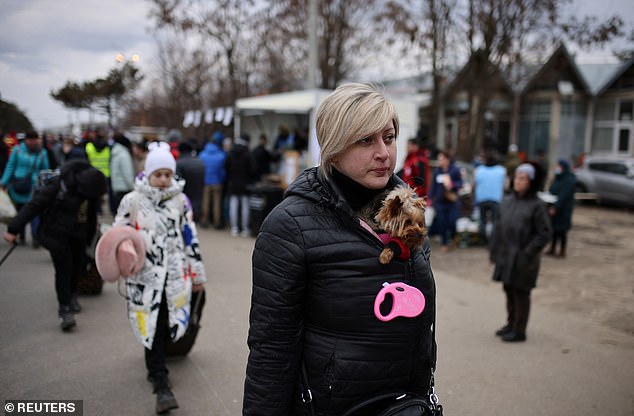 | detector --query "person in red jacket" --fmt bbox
[399,138,430,198]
